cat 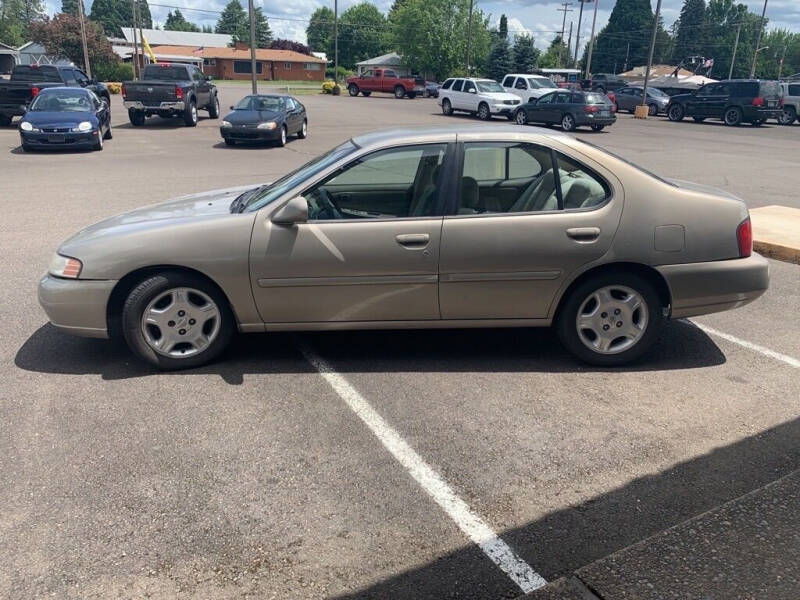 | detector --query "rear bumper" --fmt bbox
[124,100,185,111]
[38,275,116,338]
[741,106,782,120]
[575,114,617,126]
[658,254,769,319]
